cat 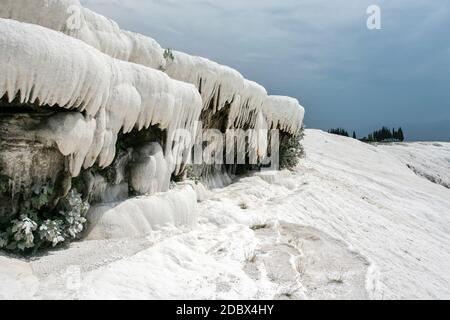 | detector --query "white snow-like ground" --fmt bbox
[1,130,450,300]
[378,142,450,189]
